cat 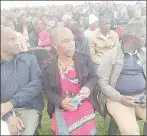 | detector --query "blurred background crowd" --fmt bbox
[1,1,146,52]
